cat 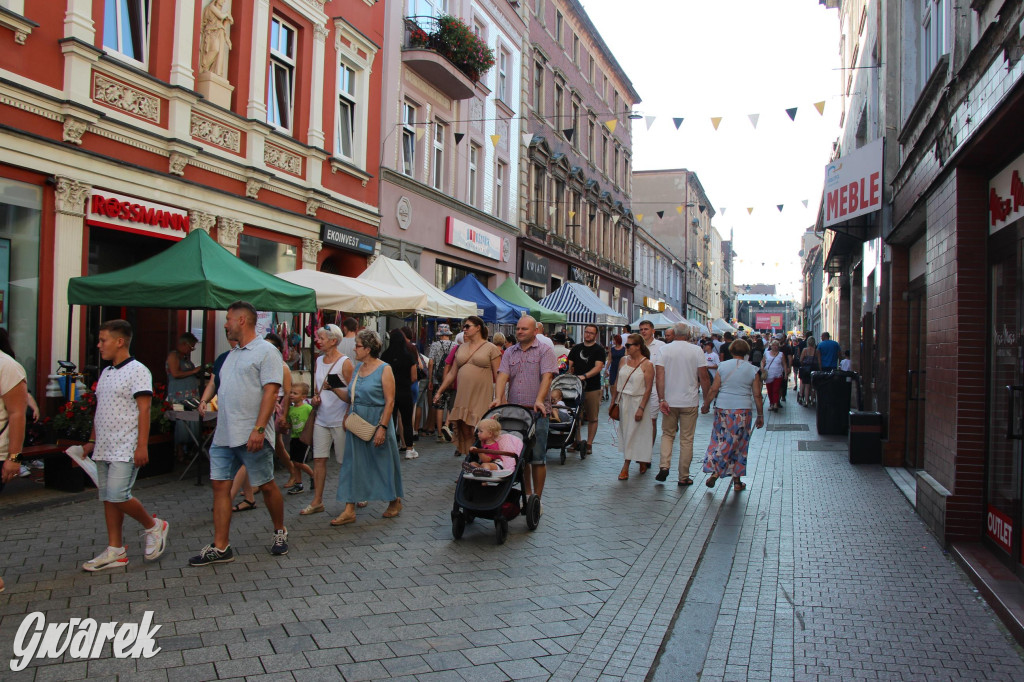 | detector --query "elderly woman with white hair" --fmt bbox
[299,324,354,516]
